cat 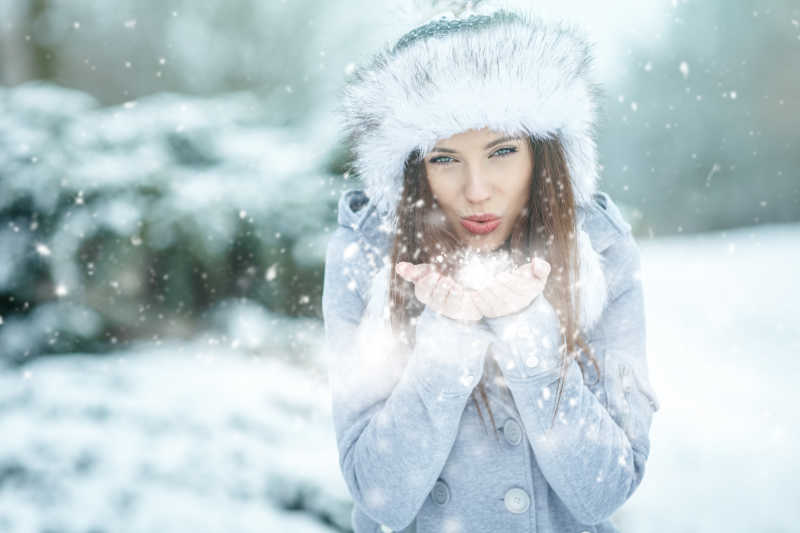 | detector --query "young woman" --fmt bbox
[322,4,660,532]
